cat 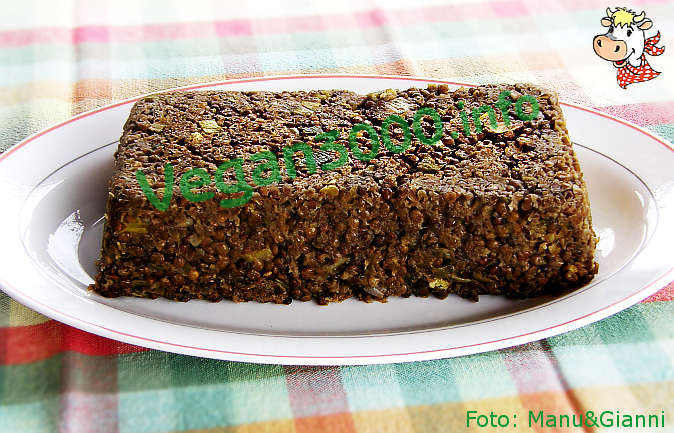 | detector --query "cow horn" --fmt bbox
[634,11,646,22]
[606,7,613,17]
